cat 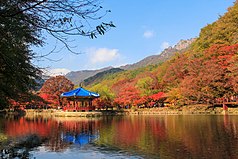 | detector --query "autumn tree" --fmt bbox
[178,44,238,104]
[228,47,238,94]
[162,54,189,91]
[163,1,238,105]
[114,85,141,108]
[40,76,74,107]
